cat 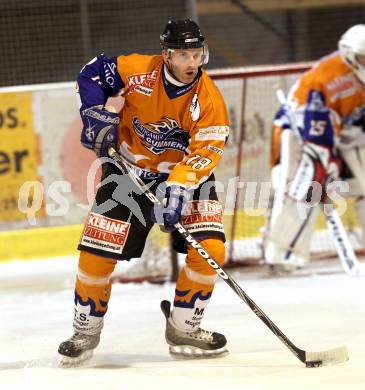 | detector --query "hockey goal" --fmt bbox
[111,63,365,283]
